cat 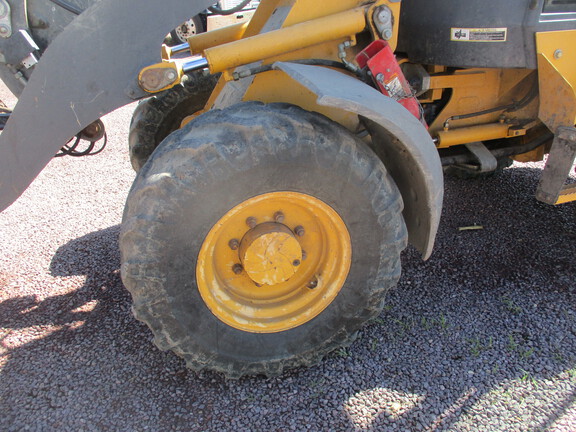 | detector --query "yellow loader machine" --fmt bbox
[0,0,575,377]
